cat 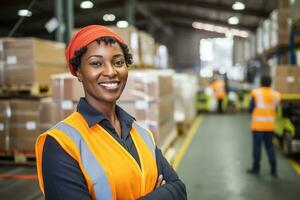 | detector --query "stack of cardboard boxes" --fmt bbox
[0,37,66,153]
[0,98,52,152]
[271,65,300,93]
[118,70,175,148]
[269,9,291,48]
[50,73,84,123]
[108,26,141,67]
[0,38,66,86]
[0,99,10,151]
